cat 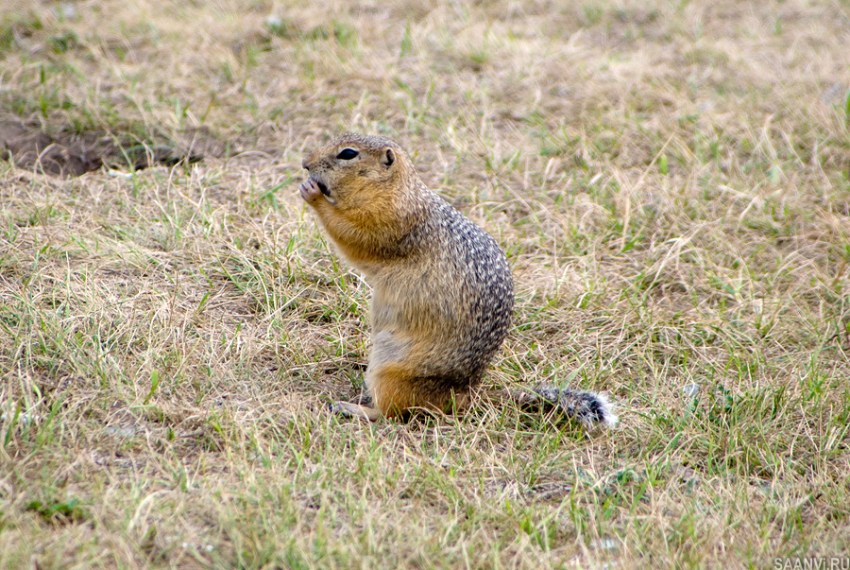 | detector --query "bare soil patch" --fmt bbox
[0,115,225,176]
